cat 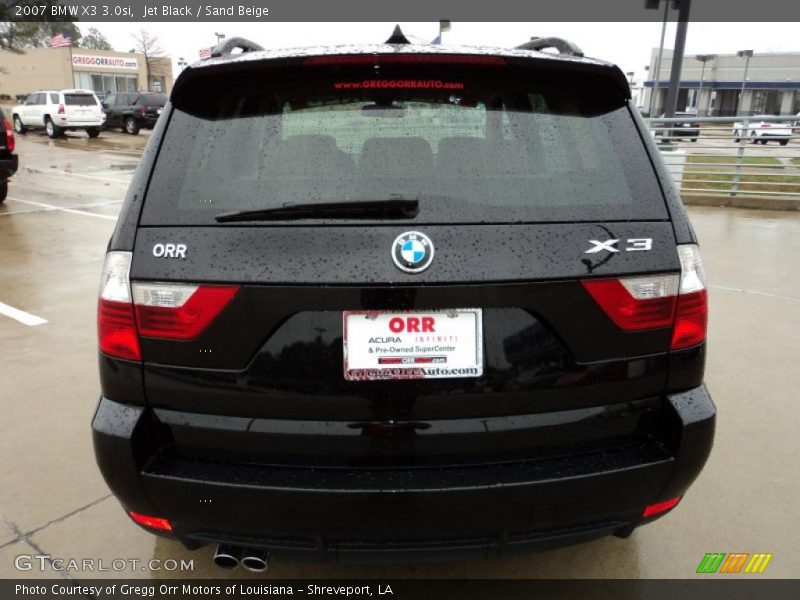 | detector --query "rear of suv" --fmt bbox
[12,89,105,138]
[93,34,715,568]
[101,91,167,135]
